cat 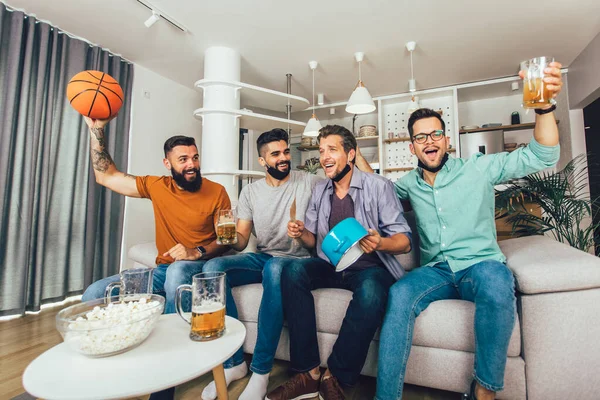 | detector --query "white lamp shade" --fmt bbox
[303,115,322,137]
[346,84,376,114]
